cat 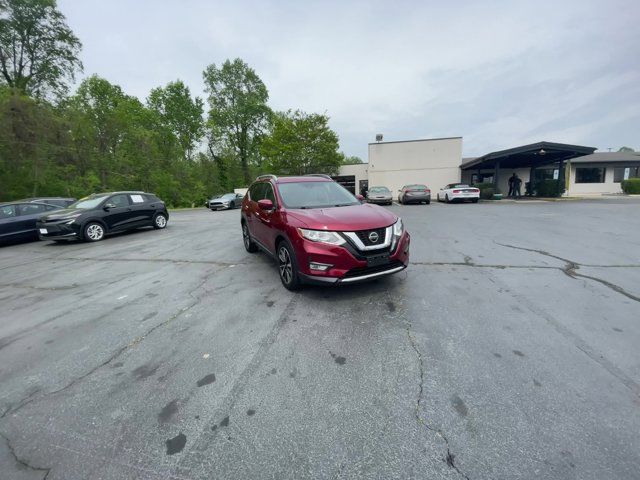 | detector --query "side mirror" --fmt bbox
[103,203,116,210]
[258,199,274,211]
[355,194,364,201]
